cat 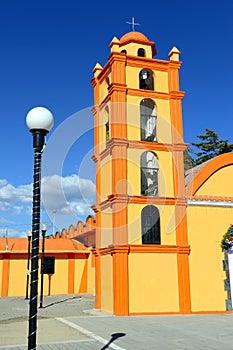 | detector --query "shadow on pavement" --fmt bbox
[100,332,126,349]
[42,295,81,308]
